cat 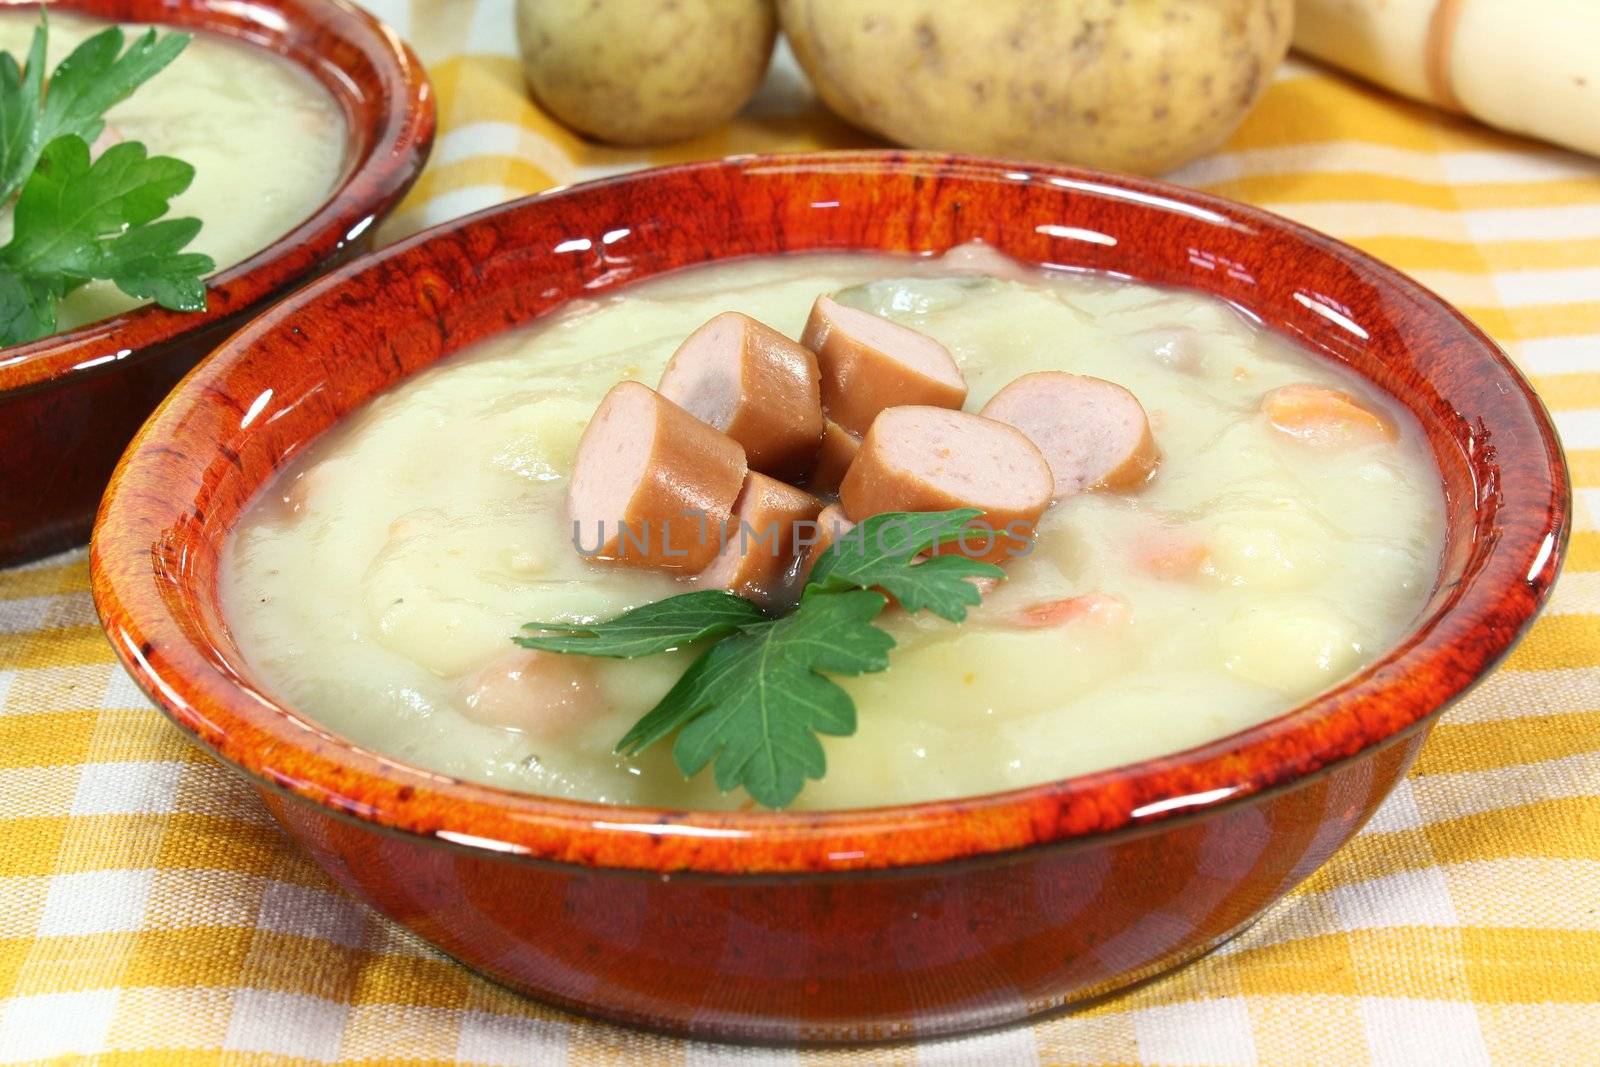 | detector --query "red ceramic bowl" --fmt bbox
[0,0,433,567]
[91,153,1567,1042]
